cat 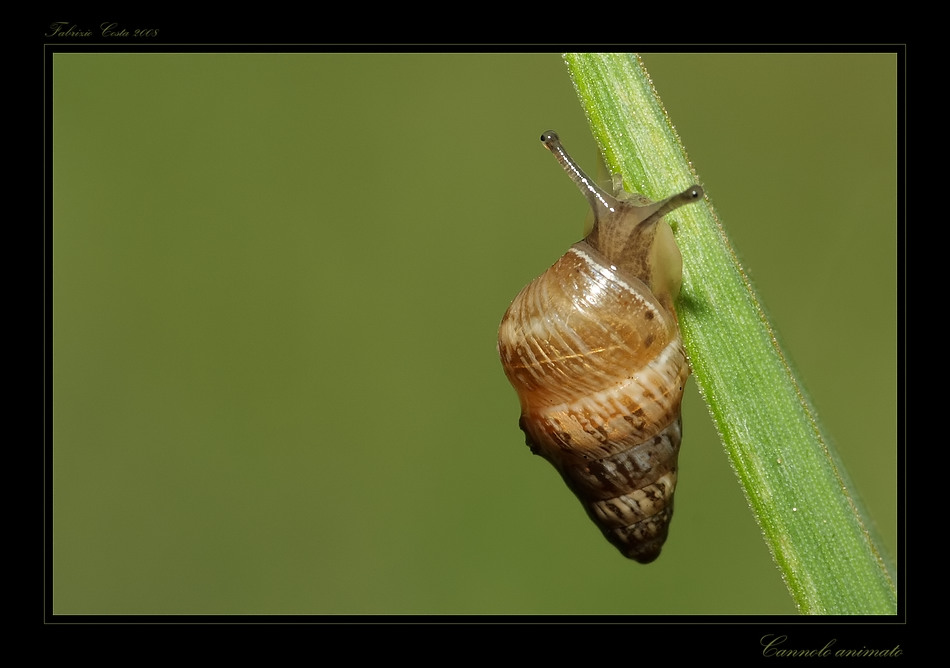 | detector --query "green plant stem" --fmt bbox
[563,52,896,615]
